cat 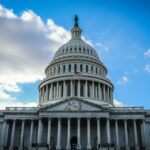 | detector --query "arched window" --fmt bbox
[80,64,83,72]
[83,48,85,53]
[54,67,56,75]
[75,47,77,52]
[86,65,88,73]
[79,47,81,52]
[74,64,77,73]
[69,64,71,72]
[63,65,66,72]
